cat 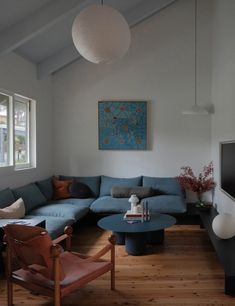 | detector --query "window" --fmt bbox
[0,92,12,167]
[0,89,36,170]
[14,96,30,167]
